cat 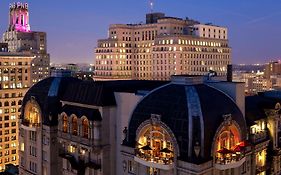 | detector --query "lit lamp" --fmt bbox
[194,141,200,157]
